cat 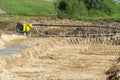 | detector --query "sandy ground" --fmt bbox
[0,35,120,80]
[0,34,27,49]
[0,19,119,80]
